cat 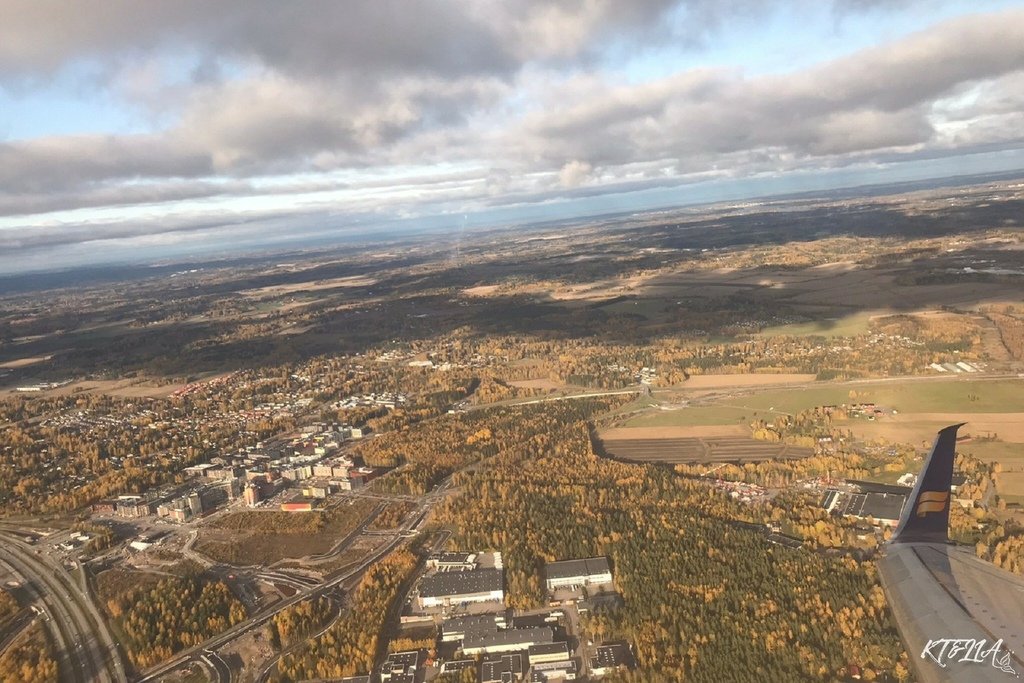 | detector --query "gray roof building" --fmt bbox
[463,626,554,656]
[441,612,508,642]
[590,641,635,674]
[420,567,503,600]
[529,659,578,681]
[481,653,524,683]
[544,556,613,589]
[380,650,420,682]
[528,641,570,664]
